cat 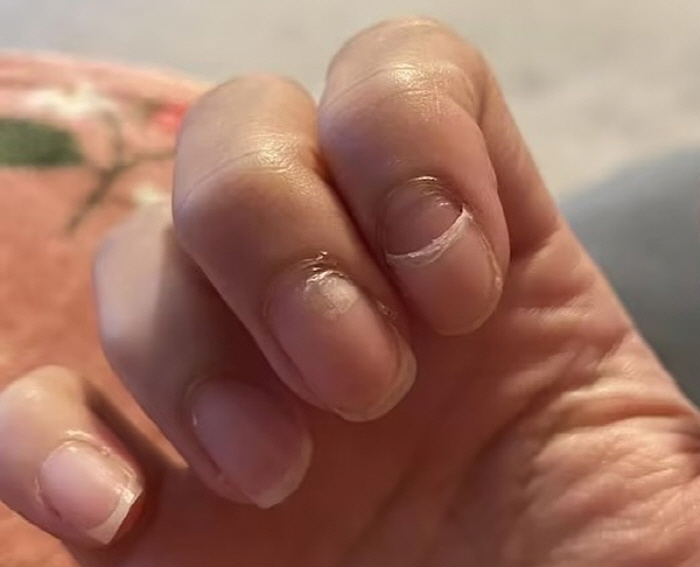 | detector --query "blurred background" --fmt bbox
[2,0,700,398]
[1,0,700,196]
